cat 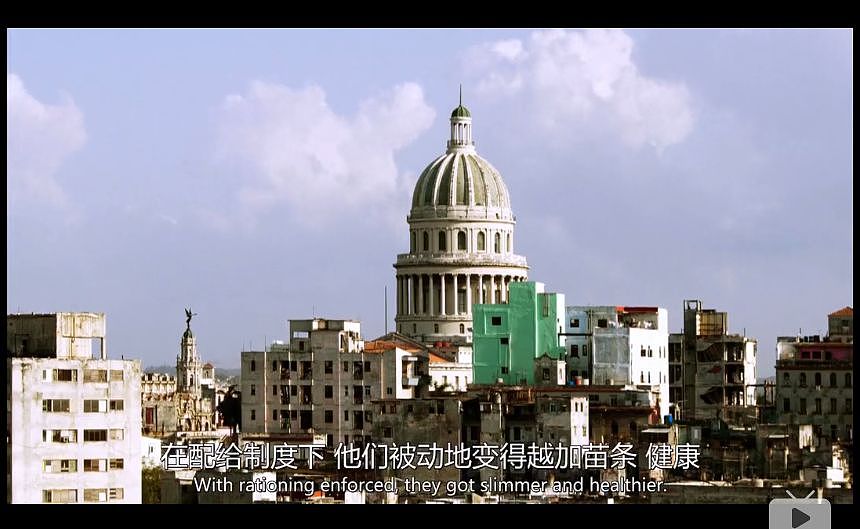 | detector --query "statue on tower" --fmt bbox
[185,307,197,332]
